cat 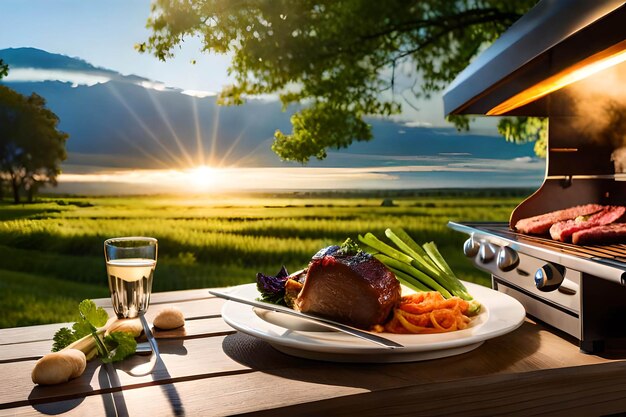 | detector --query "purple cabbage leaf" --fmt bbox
[256,266,289,305]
